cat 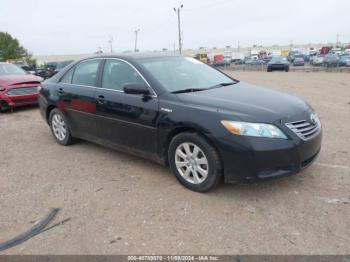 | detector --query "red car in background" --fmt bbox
[0,62,43,111]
